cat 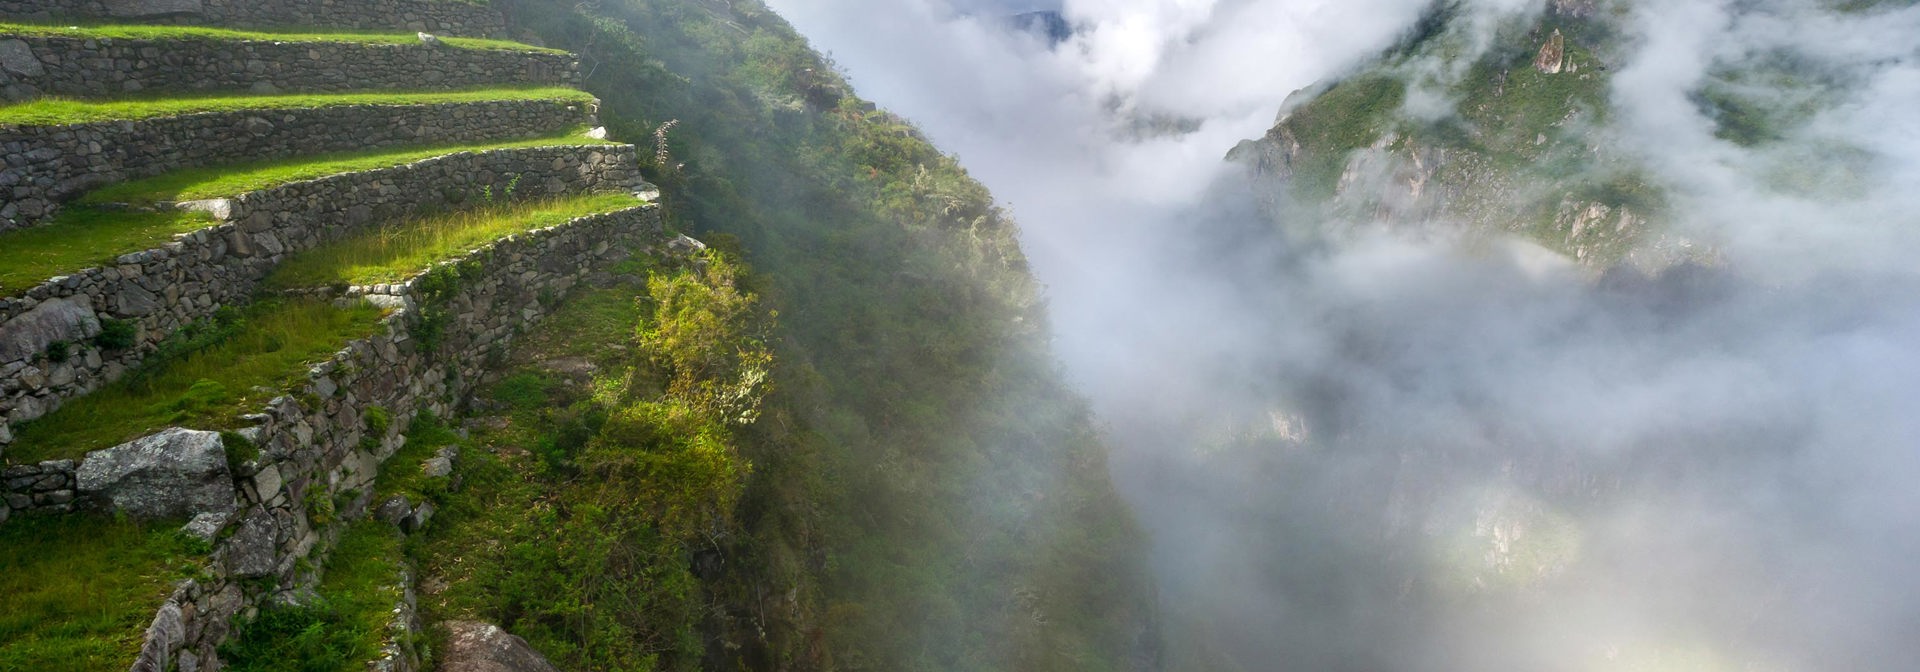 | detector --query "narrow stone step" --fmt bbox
[0,27,579,102]
[0,143,644,454]
[0,89,600,231]
[0,0,507,37]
